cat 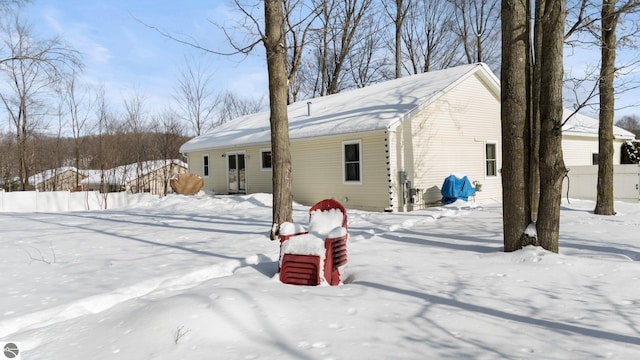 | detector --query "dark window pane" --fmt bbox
[486,143,496,159]
[345,163,360,181]
[487,161,496,176]
[238,154,245,169]
[344,142,361,182]
[262,151,272,168]
[345,143,359,162]
[485,144,496,176]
